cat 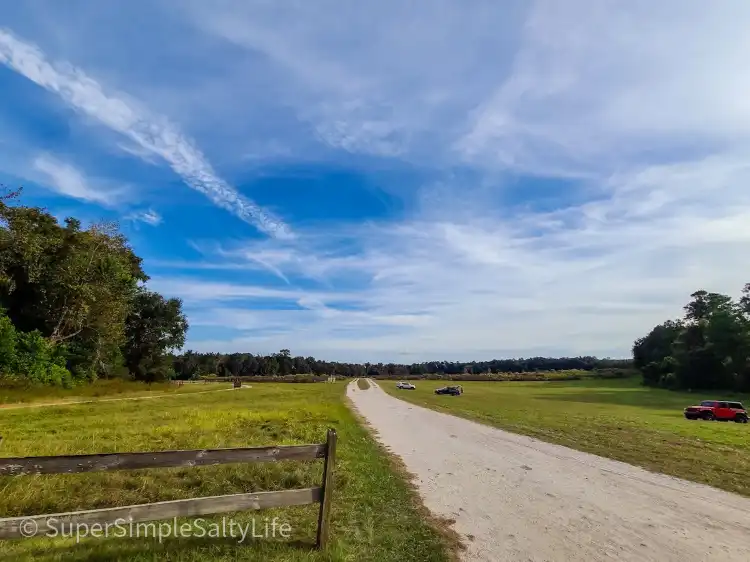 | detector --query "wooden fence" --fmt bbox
[0,429,337,548]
